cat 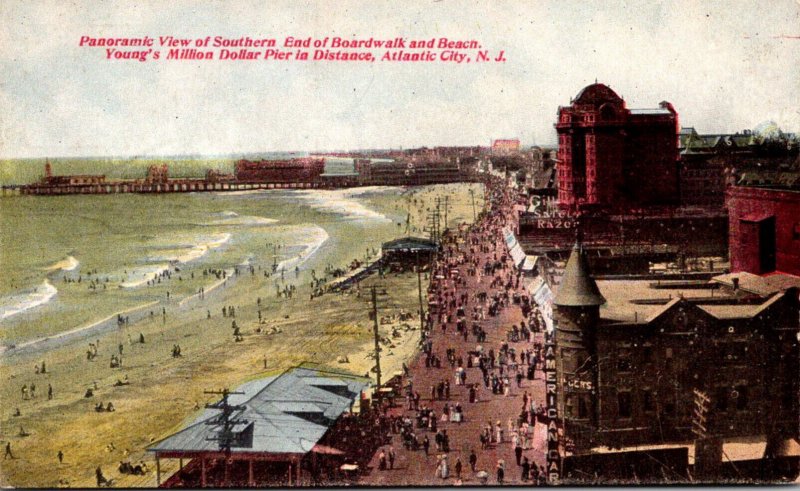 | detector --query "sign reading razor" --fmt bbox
[544,332,561,483]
